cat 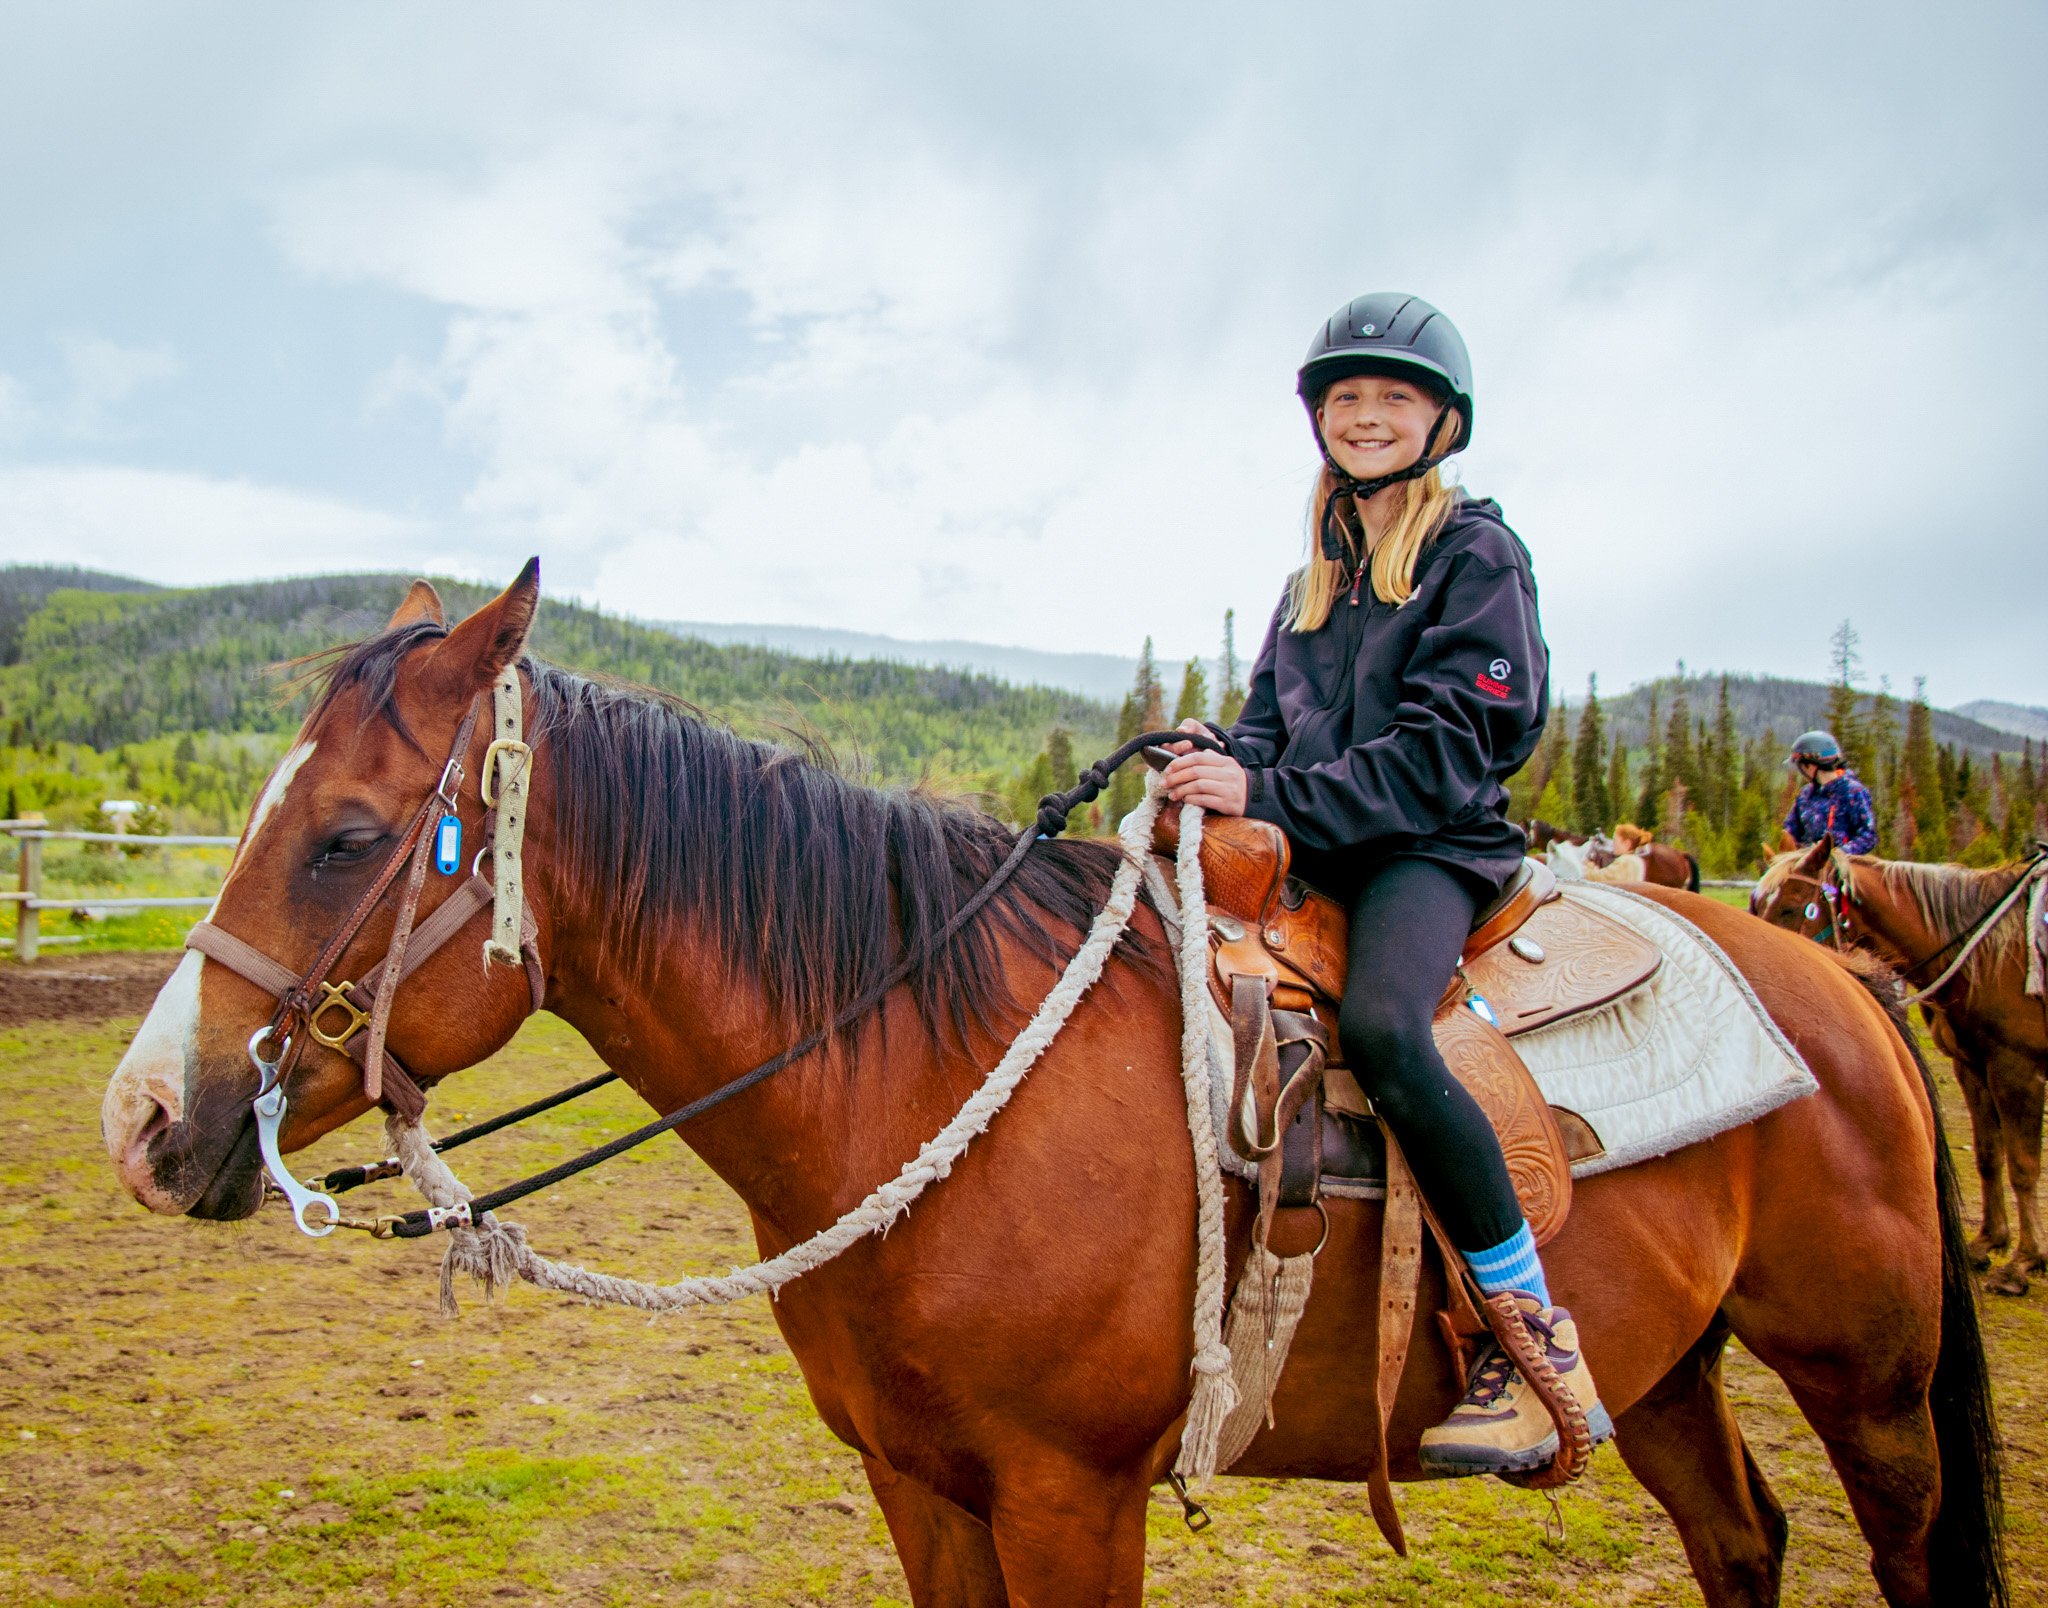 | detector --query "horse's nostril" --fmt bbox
[133,1096,173,1151]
